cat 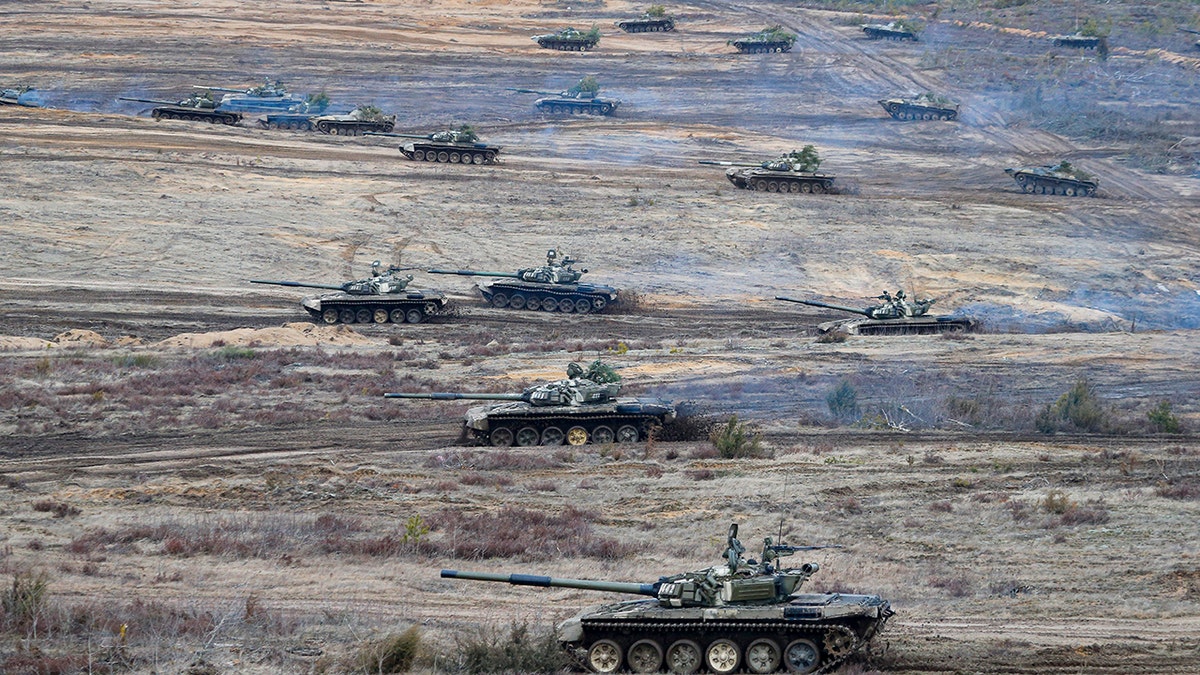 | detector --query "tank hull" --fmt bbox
[617,18,674,32]
[560,593,891,674]
[730,39,792,53]
[1053,35,1103,49]
[862,25,919,41]
[725,168,835,194]
[461,397,676,446]
[475,280,619,314]
[818,316,976,336]
[260,113,315,131]
[149,107,241,125]
[313,116,395,135]
[879,99,958,121]
[400,141,501,164]
[1006,169,1097,197]
[536,36,599,51]
[297,291,449,325]
[215,94,306,113]
[533,96,619,116]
